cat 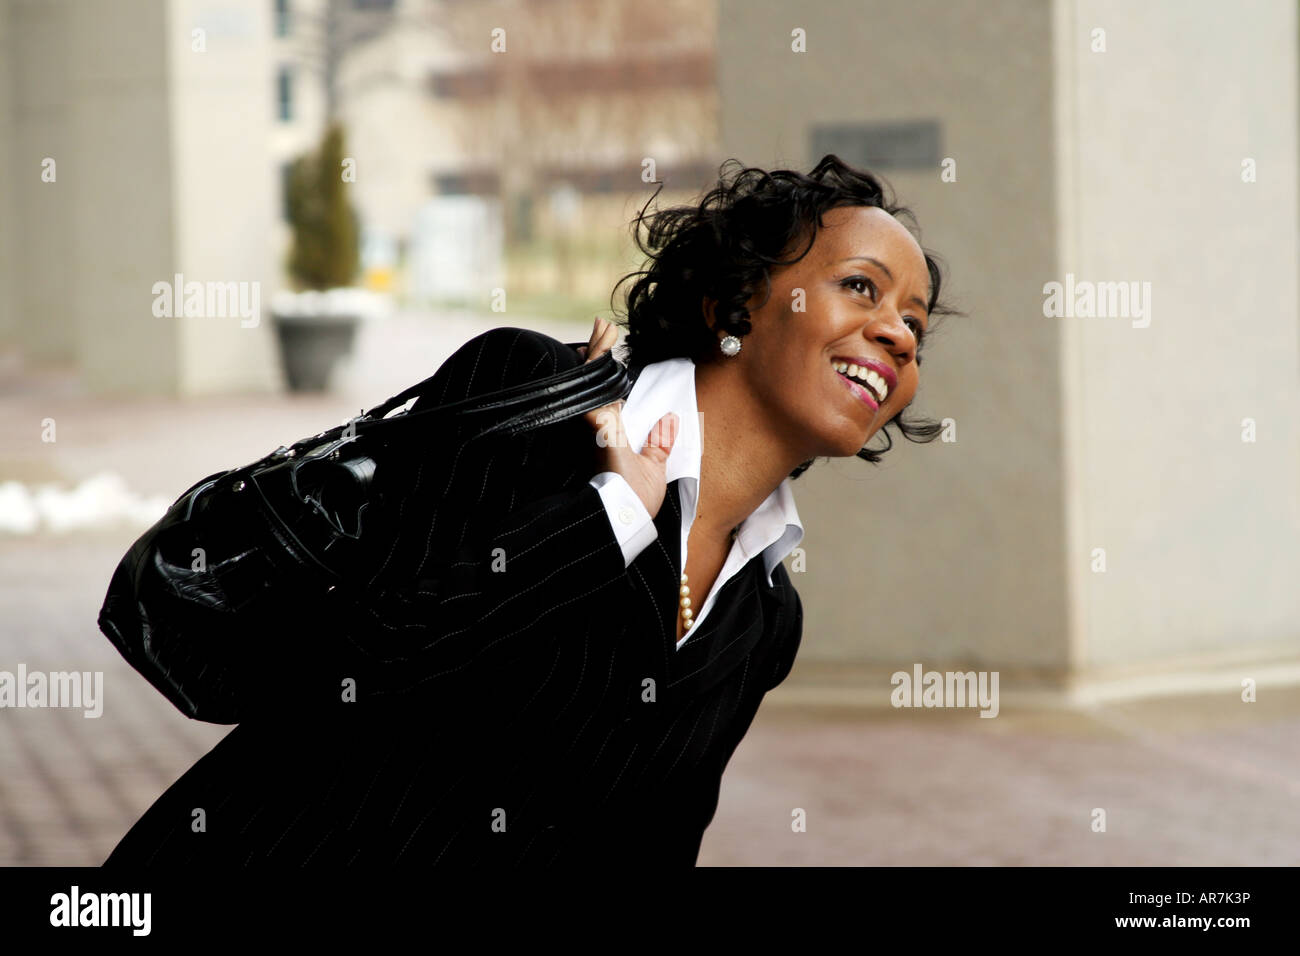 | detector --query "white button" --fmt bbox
[617,506,635,525]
